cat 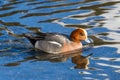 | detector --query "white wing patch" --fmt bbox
[48,41,62,47]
